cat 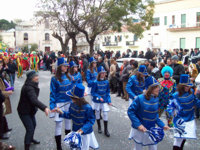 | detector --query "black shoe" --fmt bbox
[25,144,30,150]
[0,135,9,140]
[6,128,12,132]
[65,130,71,135]
[104,121,110,137]
[55,135,62,150]
[173,146,180,150]
[97,119,102,134]
[31,139,40,144]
